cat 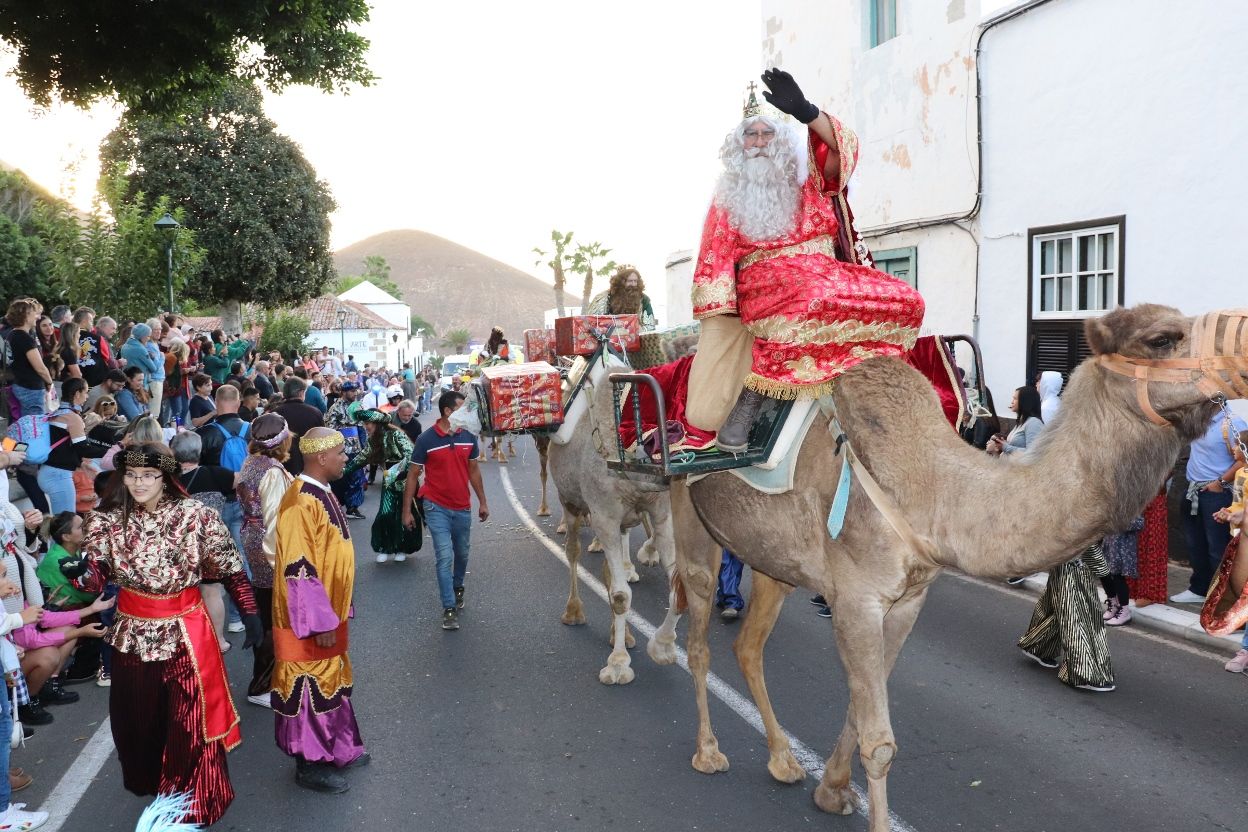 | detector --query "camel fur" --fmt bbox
[670,304,1246,832]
